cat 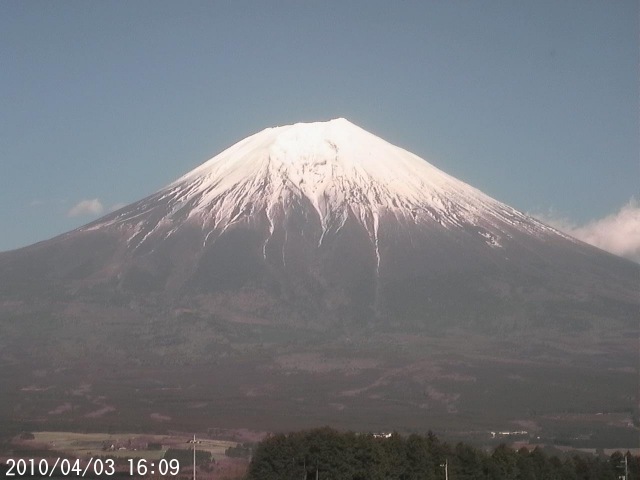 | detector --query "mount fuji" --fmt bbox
[0,119,637,440]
